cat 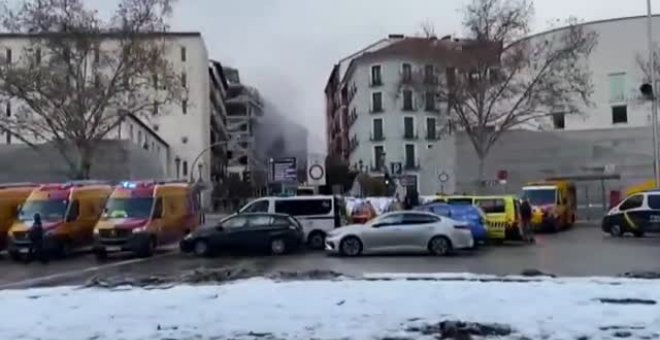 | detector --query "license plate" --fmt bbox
[105,246,122,252]
[18,248,28,254]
